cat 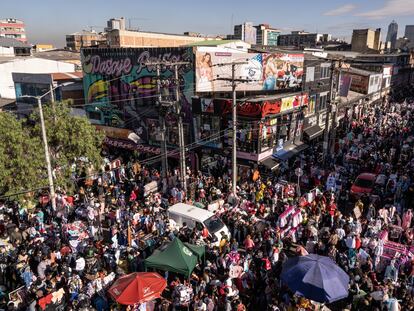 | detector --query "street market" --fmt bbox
[0,93,414,311]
